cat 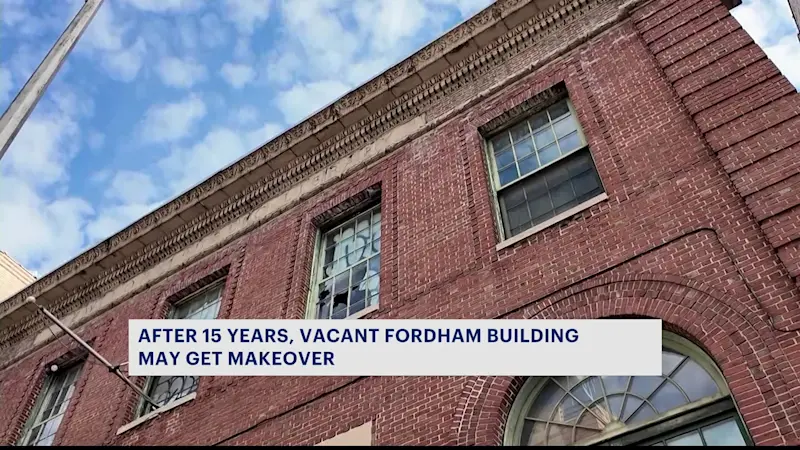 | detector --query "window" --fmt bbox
[136,281,224,418]
[18,363,83,446]
[504,333,752,447]
[310,204,381,320]
[487,99,604,239]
